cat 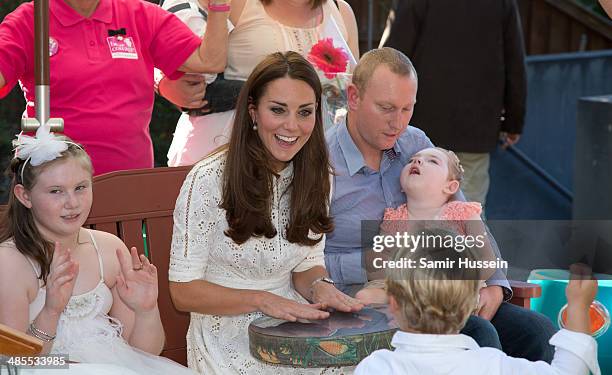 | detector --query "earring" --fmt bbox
[252,120,258,131]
